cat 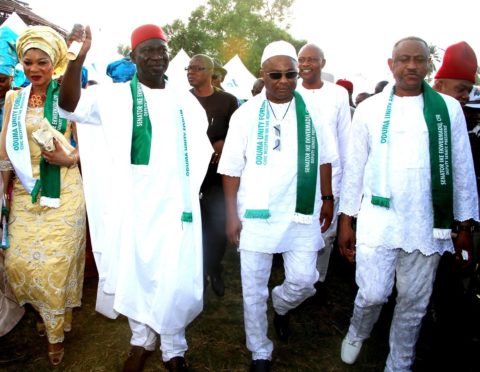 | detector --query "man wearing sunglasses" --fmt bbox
[218,40,336,371]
